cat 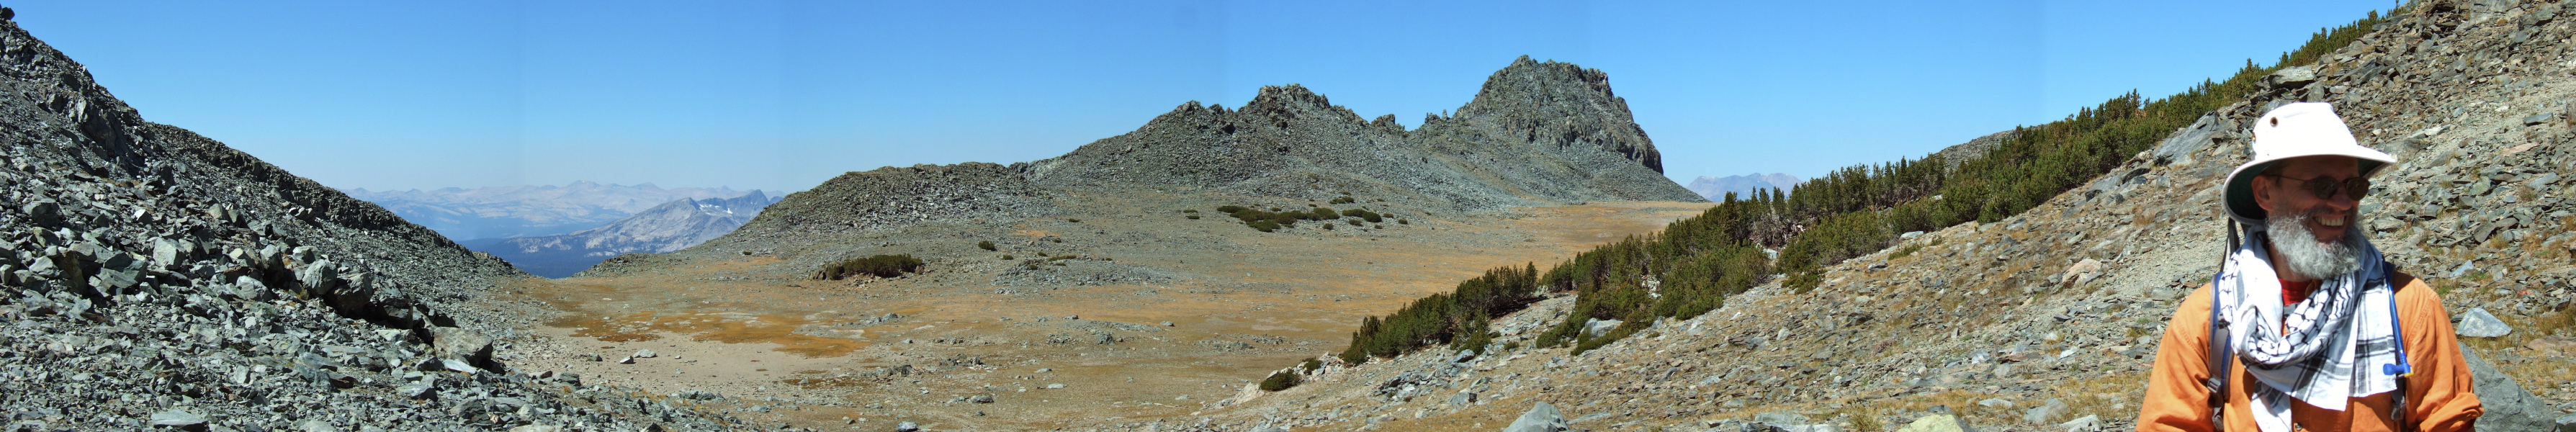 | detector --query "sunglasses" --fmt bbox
[2262,174,2370,199]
